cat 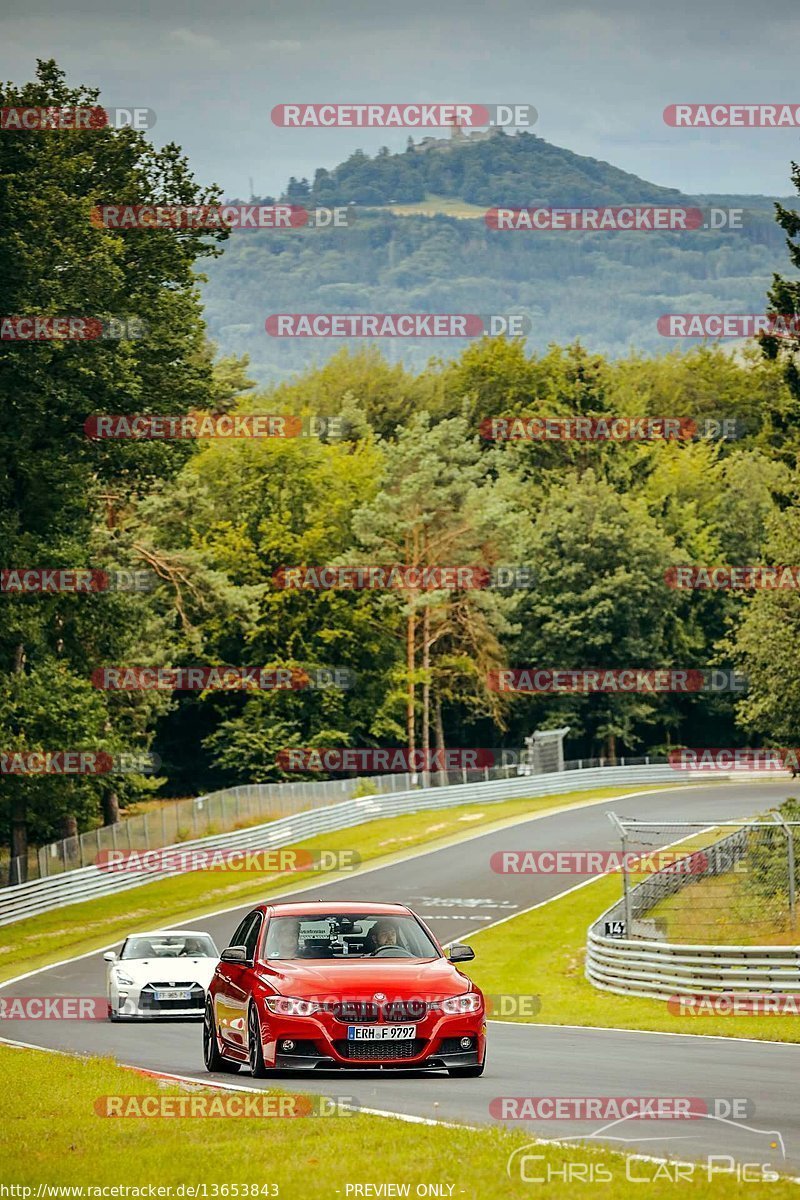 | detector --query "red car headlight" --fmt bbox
[265,997,320,1016]
[440,992,482,1015]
